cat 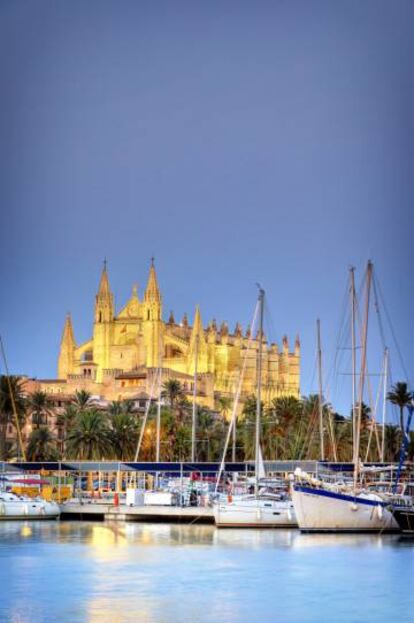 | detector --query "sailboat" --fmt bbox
[292,263,398,532]
[213,288,297,528]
